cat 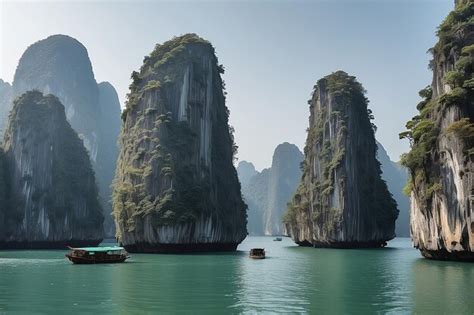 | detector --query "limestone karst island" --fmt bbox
[0,0,472,313]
